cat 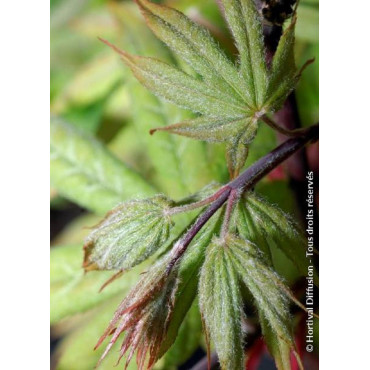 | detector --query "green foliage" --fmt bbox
[225,235,295,350]
[236,191,318,284]
[55,297,137,370]
[51,1,319,369]
[264,20,298,110]
[221,0,268,106]
[50,245,146,324]
[199,238,245,370]
[101,0,310,176]
[94,254,180,369]
[159,303,202,368]
[50,118,155,214]
[83,196,173,271]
